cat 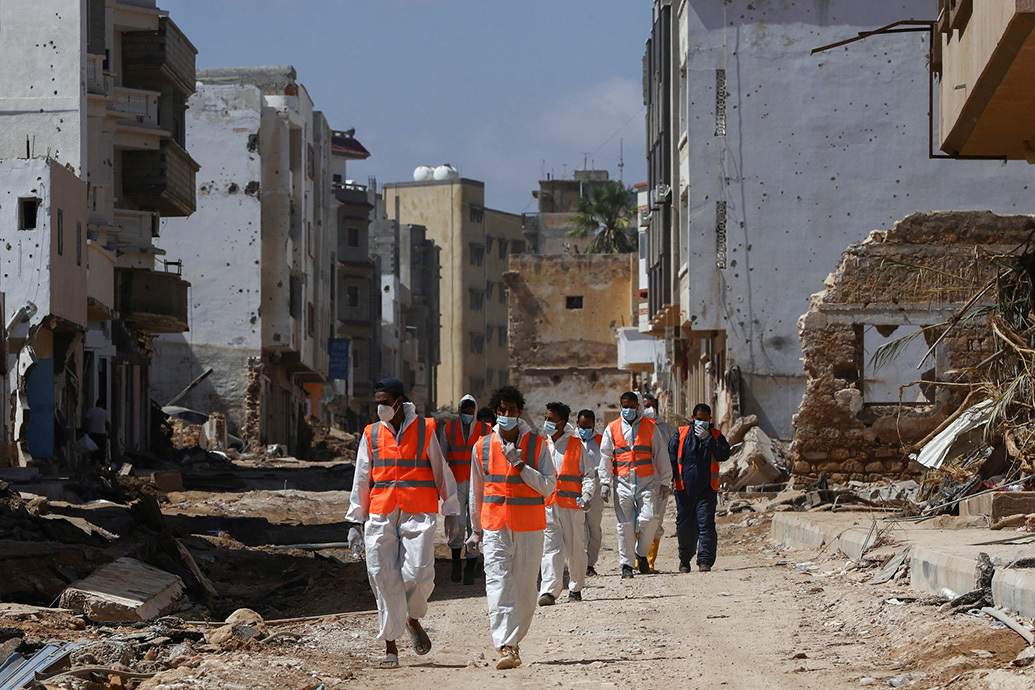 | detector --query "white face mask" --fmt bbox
[643,407,657,419]
[377,401,398,422]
